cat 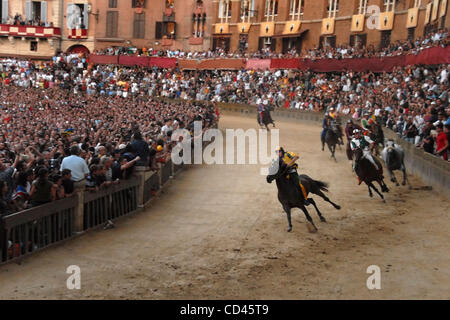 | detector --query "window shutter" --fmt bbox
[113,12,118,37]
[2,0,8,24]
[172,23,177,40]
[41,1,47,24]
[318,36,324,50]
[83,3,89,29]
[139,14,145,38]
[258,37,264,51]
[25,0,32,22]
[360,33,367,47]
[155,21,162,39]
[106,11,112,37]
[349,34,355,47]
[270,38,277,52]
